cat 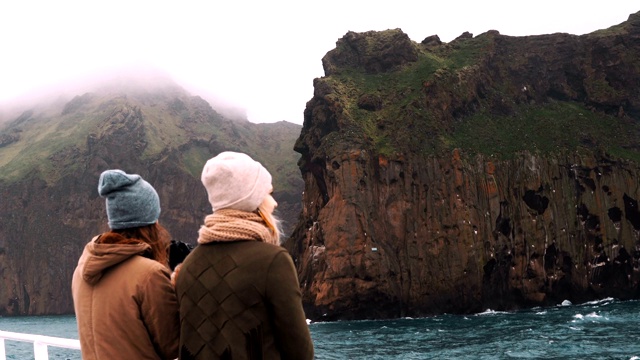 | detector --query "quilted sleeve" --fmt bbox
[265,250,314,360]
